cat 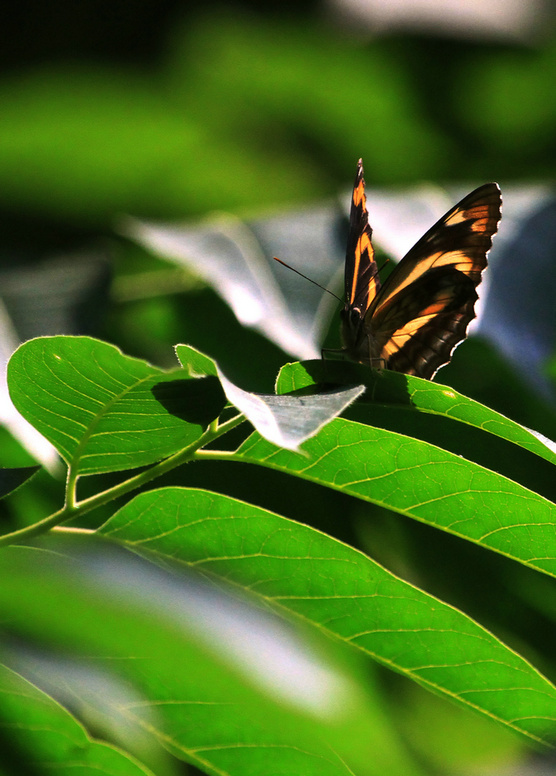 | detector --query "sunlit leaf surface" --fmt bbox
[175,343,218,377]
[277,361,556,465]
[234,419,556,577]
